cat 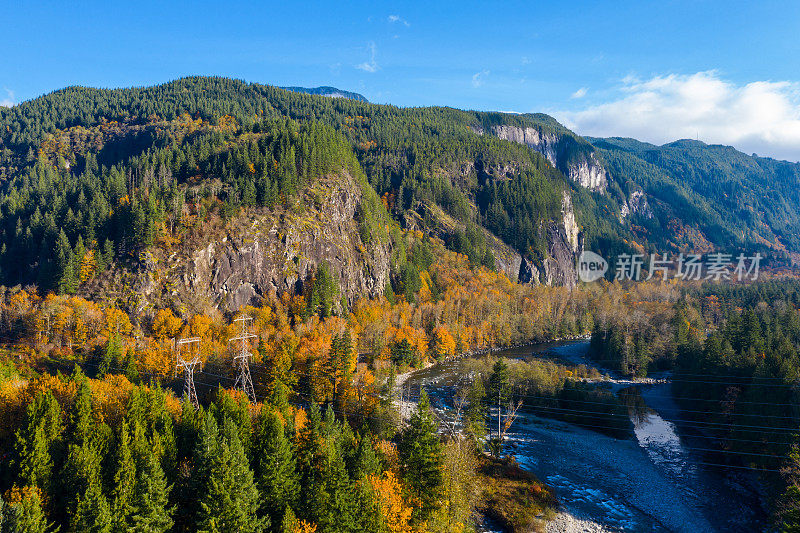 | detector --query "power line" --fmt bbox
[176,337,201,409]
[229,316,257,402]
